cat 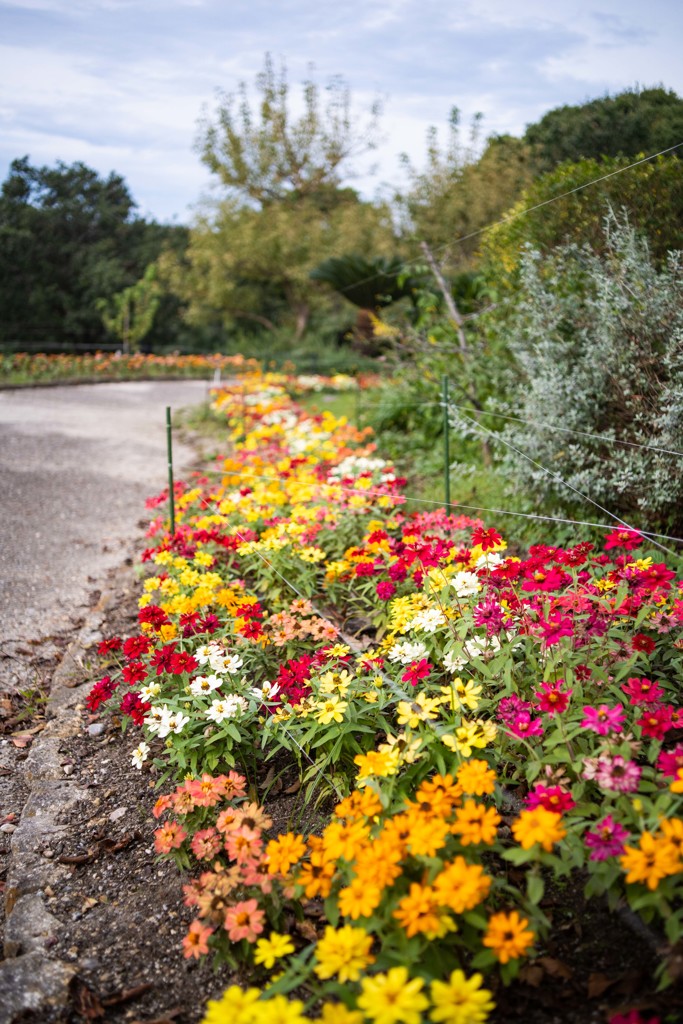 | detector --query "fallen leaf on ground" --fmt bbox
[587,972,617,998]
